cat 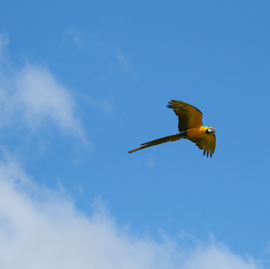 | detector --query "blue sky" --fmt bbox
[0,1,269,268]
